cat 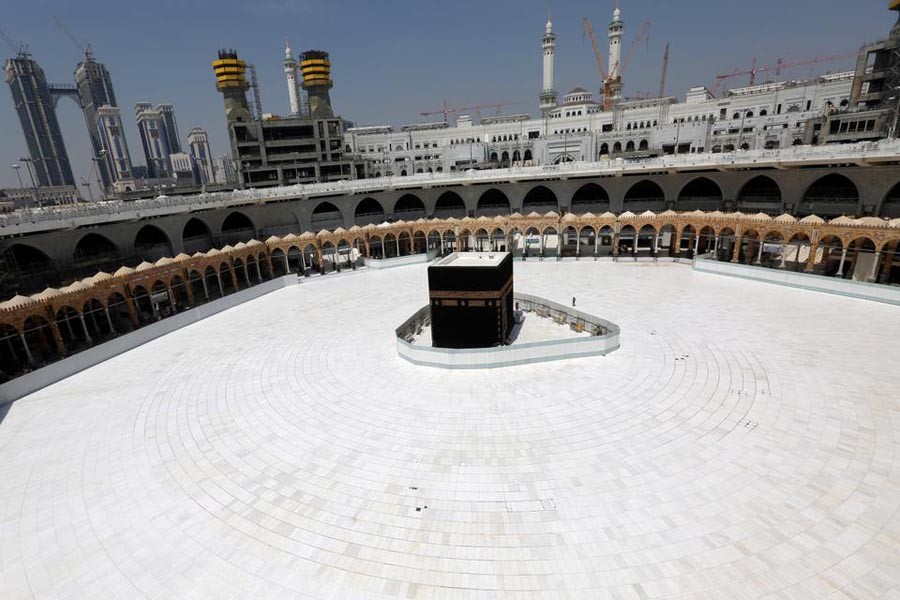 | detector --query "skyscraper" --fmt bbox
[158,104,181,153]
[4,52,75,187]
[135,103,172,179]
[74,50,118,189]
[96,105,134,189]
[187,127,215,185]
